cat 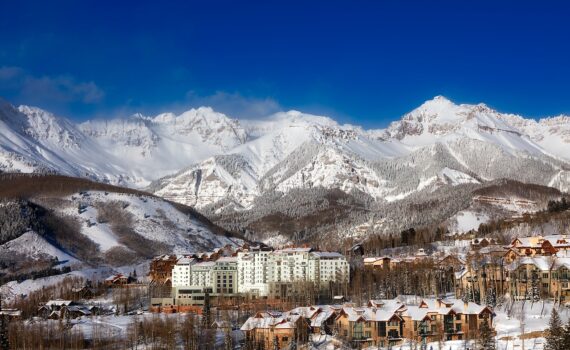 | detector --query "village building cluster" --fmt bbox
[361,234,570,305]
[38,300,101,320]
[149,244,350,309]
[241,297,493,349]
[450,235,570,303]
